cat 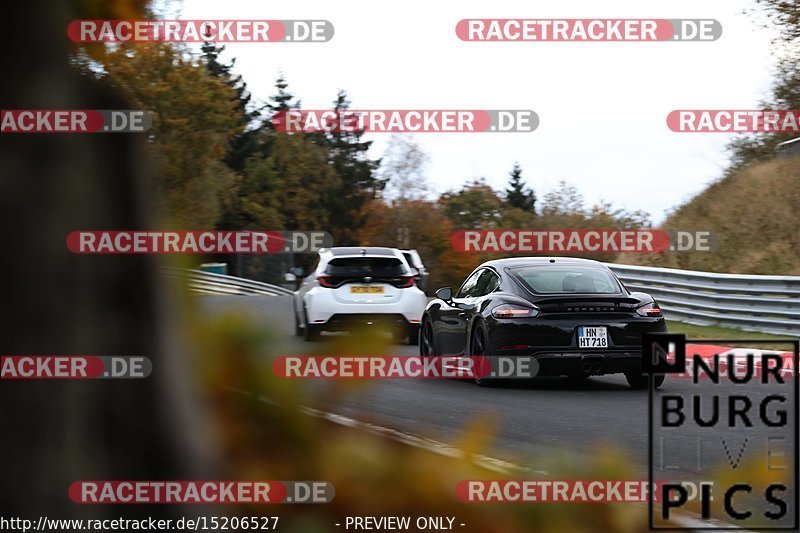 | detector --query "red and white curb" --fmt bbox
[669,344,795,379]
